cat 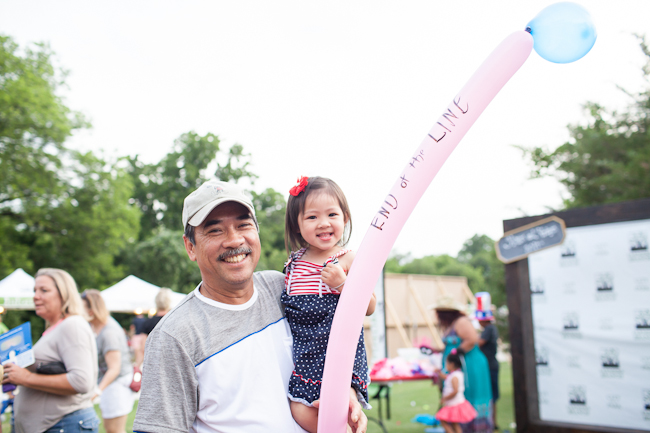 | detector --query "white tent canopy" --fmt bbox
[100,275,186,314]
[0,268,36,309]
